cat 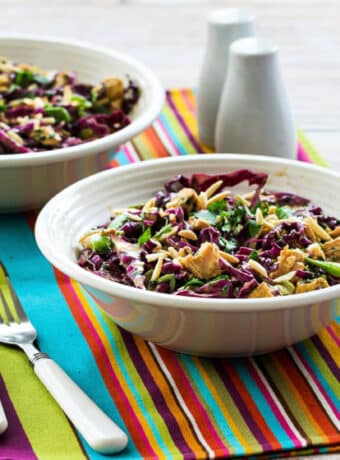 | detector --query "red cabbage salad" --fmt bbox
[77,169,340,299]
[0,57,140,153]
